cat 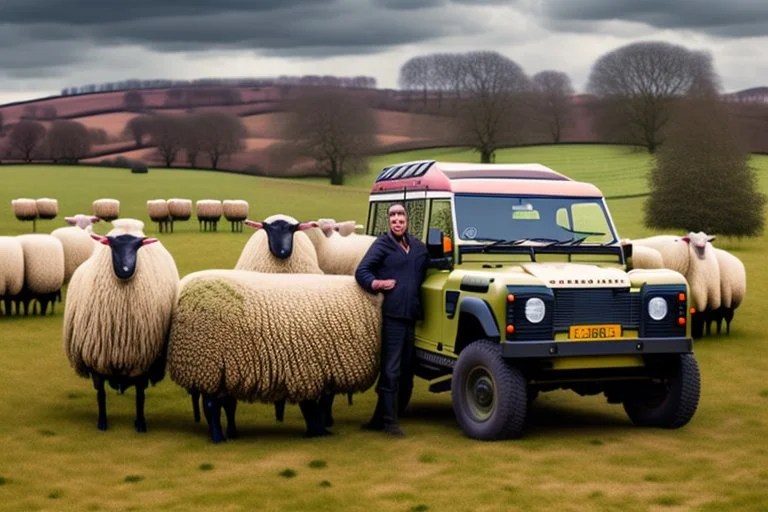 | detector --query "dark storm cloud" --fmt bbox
[537,0,768,37]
